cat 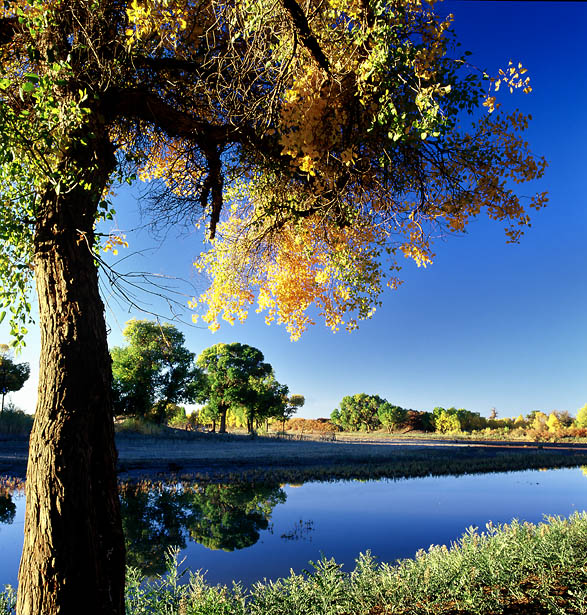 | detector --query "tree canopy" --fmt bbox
[331,393,387,432]
[196,342,273,433]
[111,319,198,422]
